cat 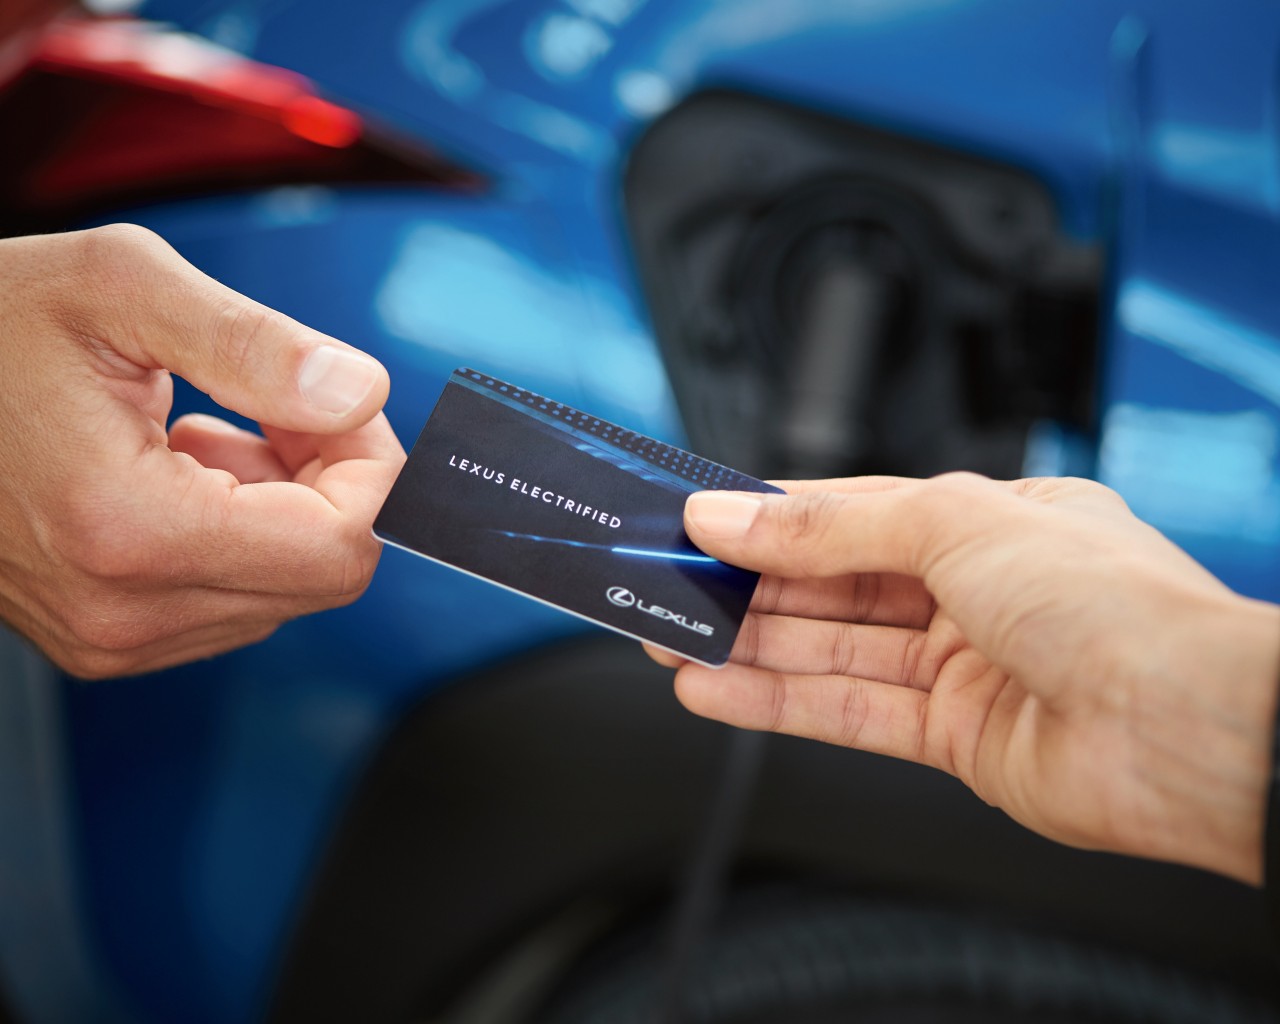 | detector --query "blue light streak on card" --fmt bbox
[491,531,719,564]
[610,546,718,564]
[492,530,603,550]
